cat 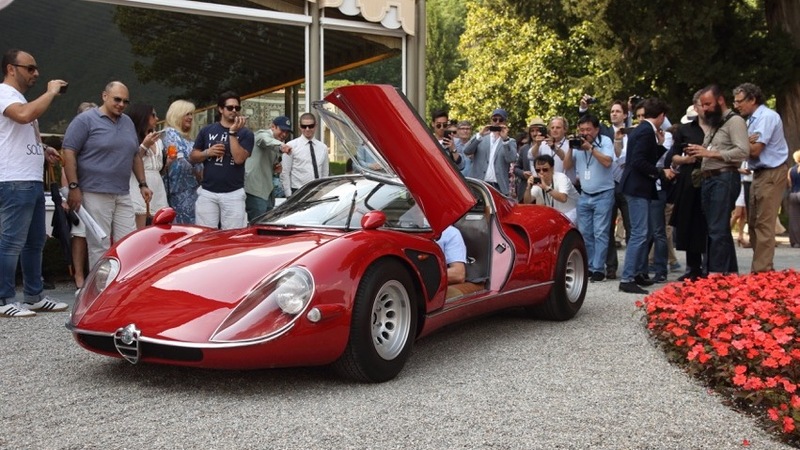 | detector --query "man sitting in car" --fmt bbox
[436,225,466,285]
